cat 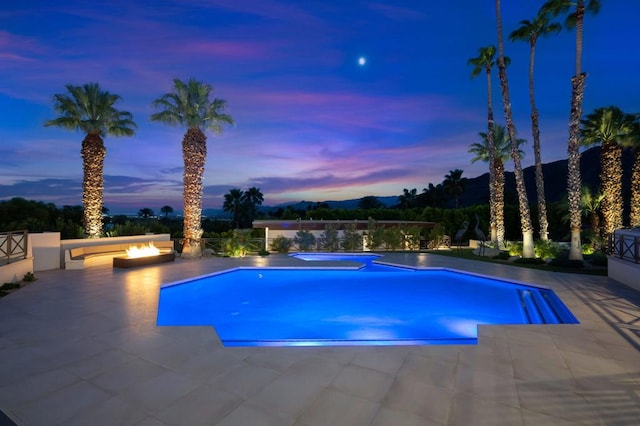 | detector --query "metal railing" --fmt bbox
[609,230,640,263]
[0,230,29,265]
